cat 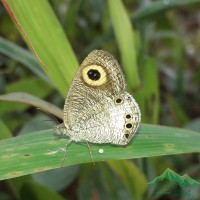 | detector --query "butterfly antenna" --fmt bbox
[86,142,95,166]
[37,107,60,125]
[61,139,72,168]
